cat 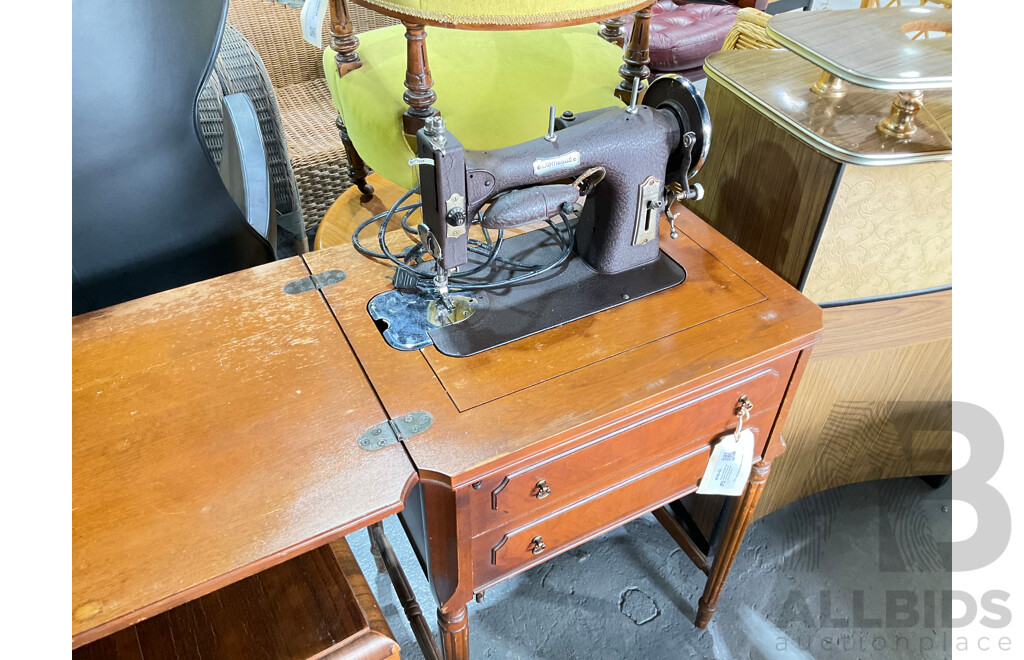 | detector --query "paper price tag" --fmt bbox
[300,0,328,48]
[696,428,755,496]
